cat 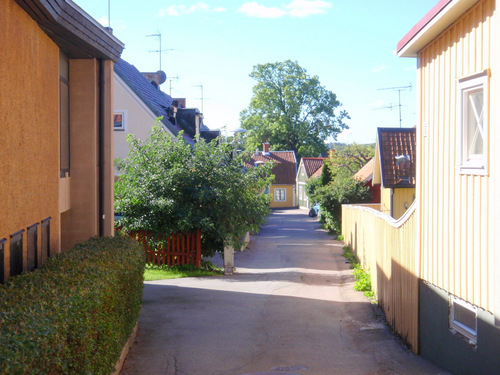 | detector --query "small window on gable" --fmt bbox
[274,188,286,202]
[450,295,477,344]
[458,70,489,175]
[0,238,5,283]
[10,230,24,277]
[114,111,127,131]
